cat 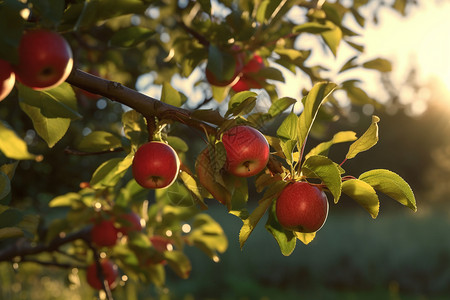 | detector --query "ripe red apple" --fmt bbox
[205,46,245,87]
[91,219,119,247]
[86,259,118,290]
[15,29,73,90]
[242,55,264,73]
[221,125,270,177]
[132,141,180,189]
[117,212,142,236]
[146,235,173,265]
[276,181,329,233]
[0,59,15,101]
[232,77,263,92]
